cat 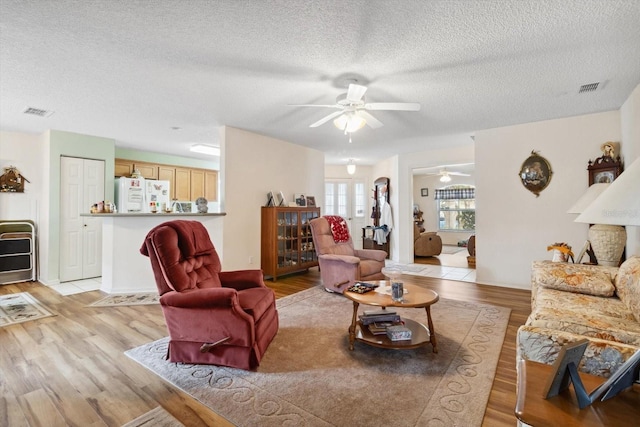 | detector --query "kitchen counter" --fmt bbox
[89,212,226,293]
